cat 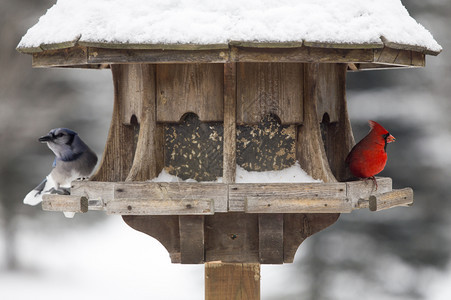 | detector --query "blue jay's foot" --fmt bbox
[49,187,71,195]
[76,177,90,181]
